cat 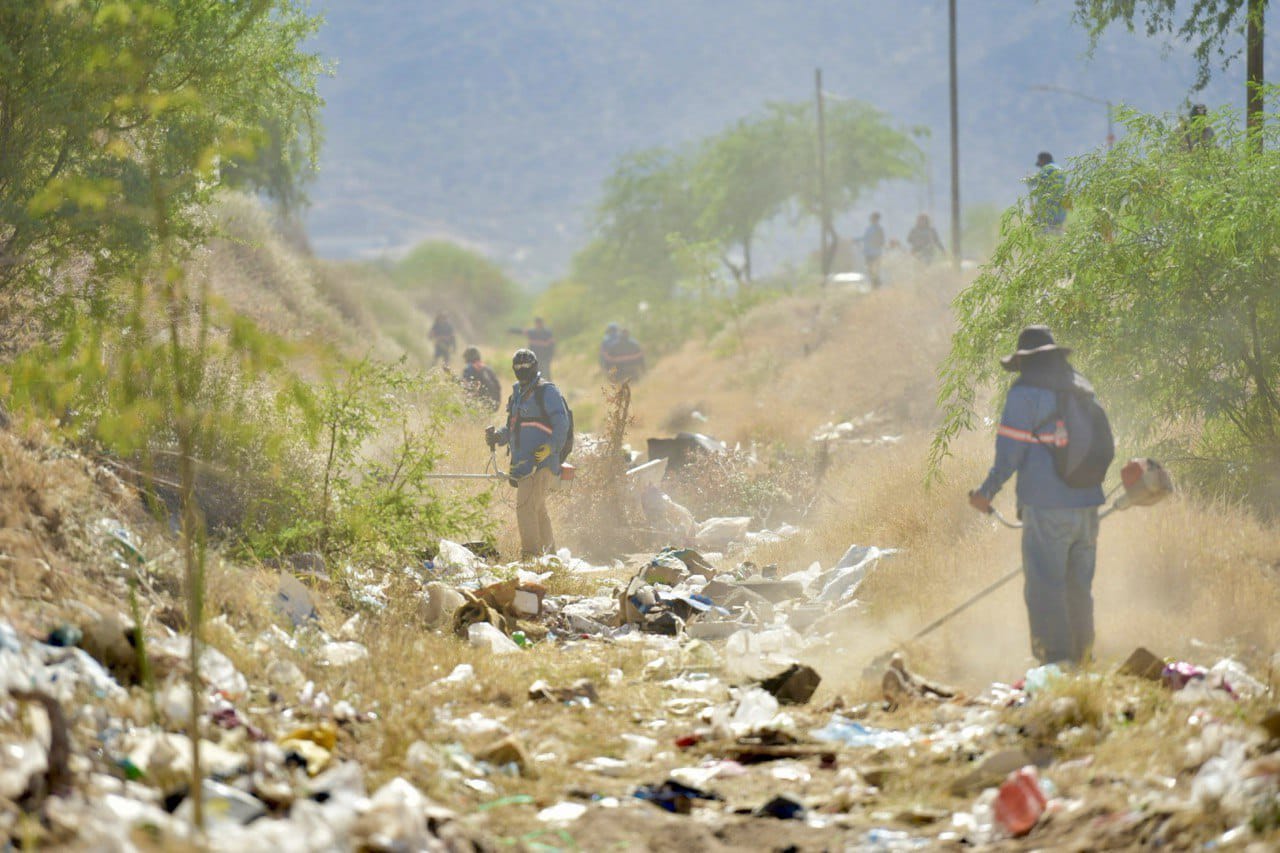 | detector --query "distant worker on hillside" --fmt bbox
[599,322,621,372]
[461,346,502,411]
[602,328,646,383]
[1028,152,1068,234]
[1181,103,1215,151]
[968,325,1113,666]
[485,348,569,557]
[907,214,945,264]
[429,312,457,367]
[510,317,556,379]
[860,212,886,288]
